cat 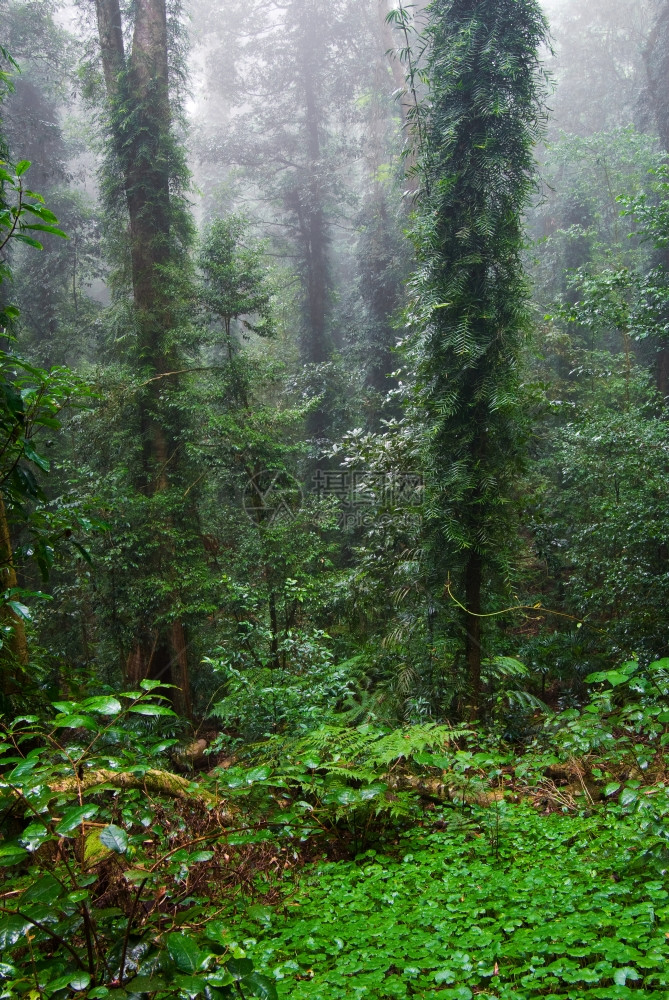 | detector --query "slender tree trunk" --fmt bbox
[299,2,329,370]
[268,592,280,671]
[0,497,28,694]
[464,548,482,720]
